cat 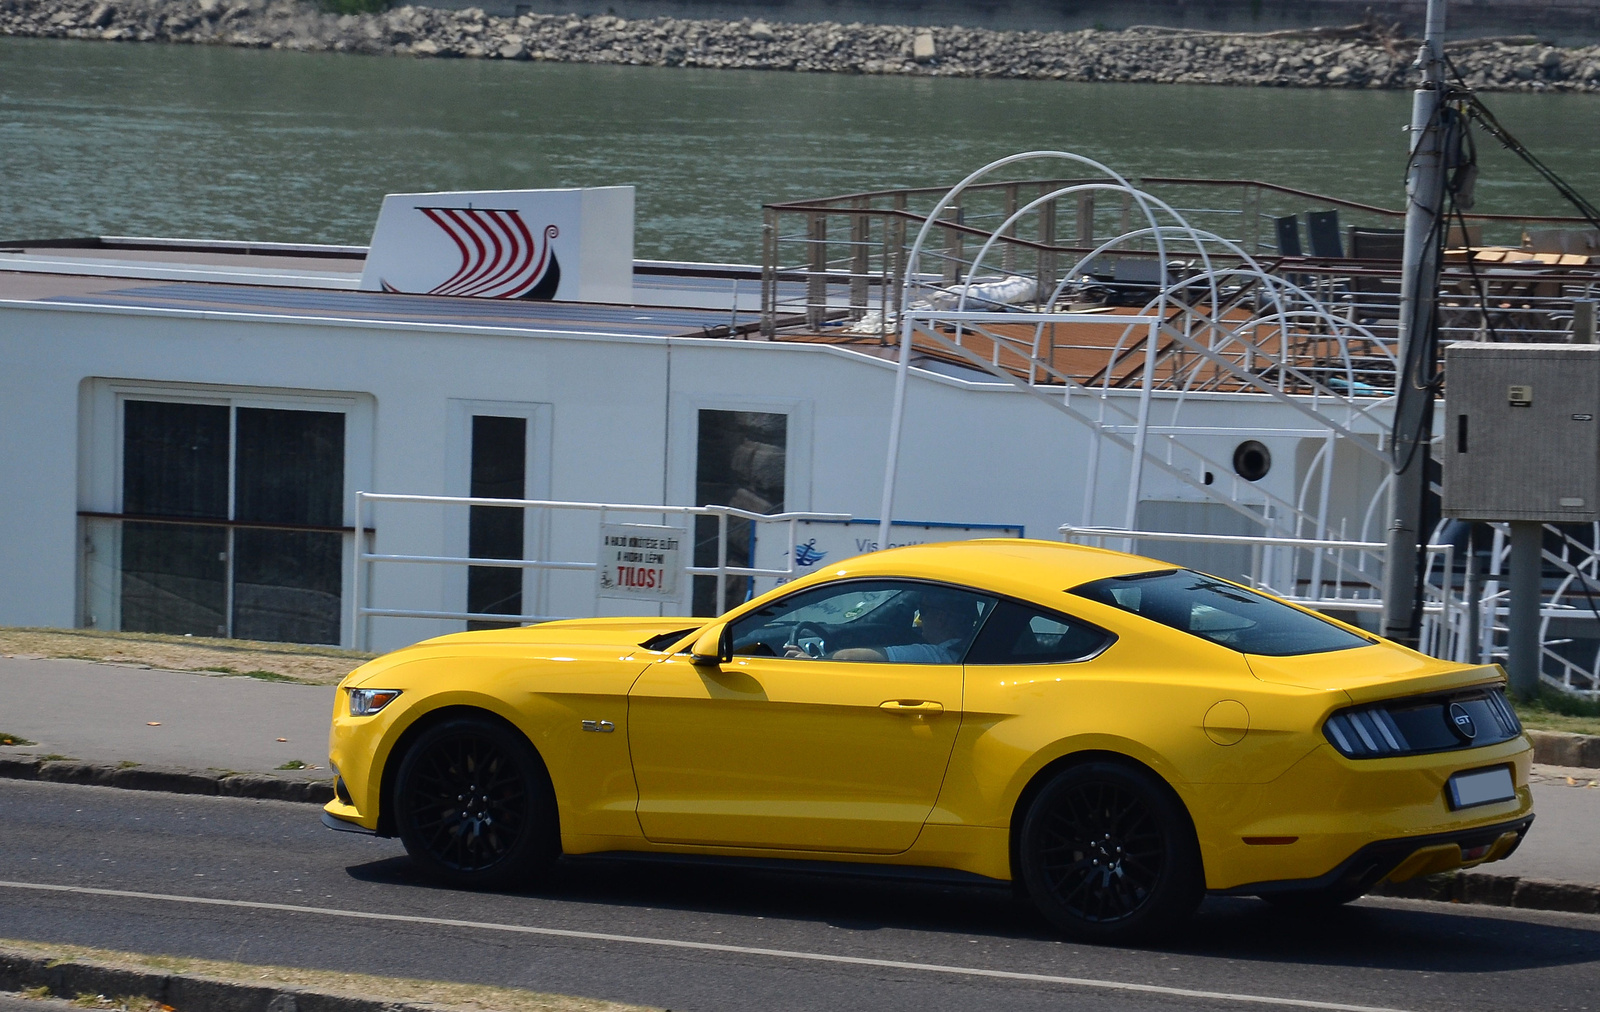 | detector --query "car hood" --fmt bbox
[342,617,705,687]
[425,616,704,648]
[1247,645,1506,702]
